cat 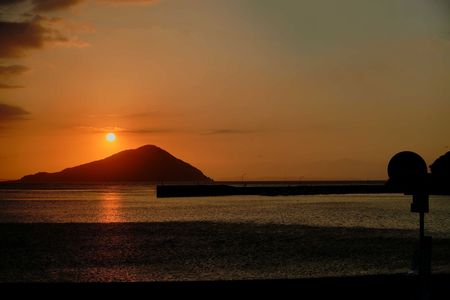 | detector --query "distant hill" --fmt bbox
[17,145,212,183]
[430,151,450,194]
